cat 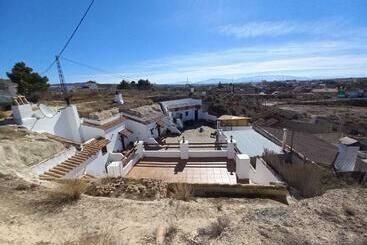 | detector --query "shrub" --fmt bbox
[48,179,89,204]
[170,183,193,201]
